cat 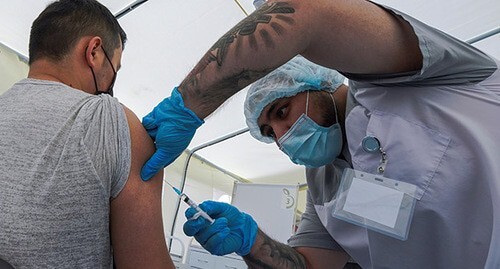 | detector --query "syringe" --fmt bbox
[165,181,215,224]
